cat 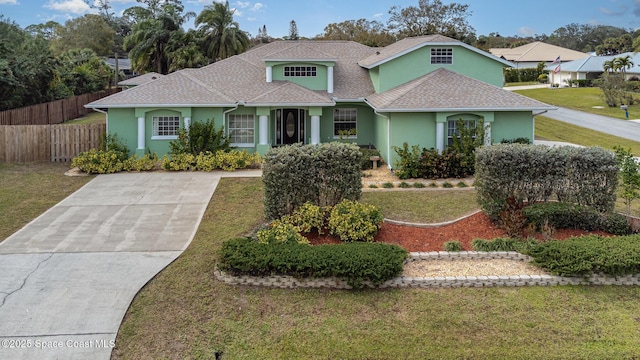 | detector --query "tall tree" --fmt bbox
[166,31,208,72]
[195,0,250,62]
[317,19,395,47]
[0,16,56,110]
[50,15,115,56]
[55,48,113,95]
[387,0,475,41]
[547,23,628,52]
[124,0,195,74]
[596,34,633,55]
[289,20,299,40]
